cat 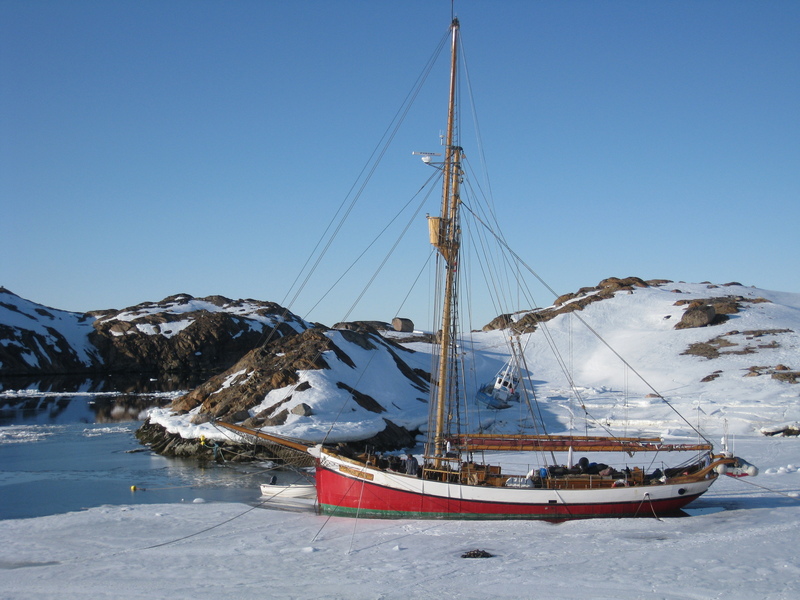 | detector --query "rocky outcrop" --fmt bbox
[673,296,770,330]
[138,325,429,457]
[480,278,775,336]
[761,423,800,436]
[332,320,392,332]
[483,276,652,334]
[90,295,307,375]
[172,326,428,424]
[745,363,800,384]
[170,327,338,422]
[134,418,315,465]
[682,330,794,388]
